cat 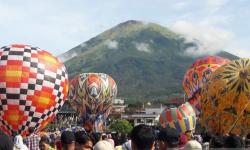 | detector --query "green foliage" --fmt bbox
[63,20,239,102]
[109,119,133,134]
